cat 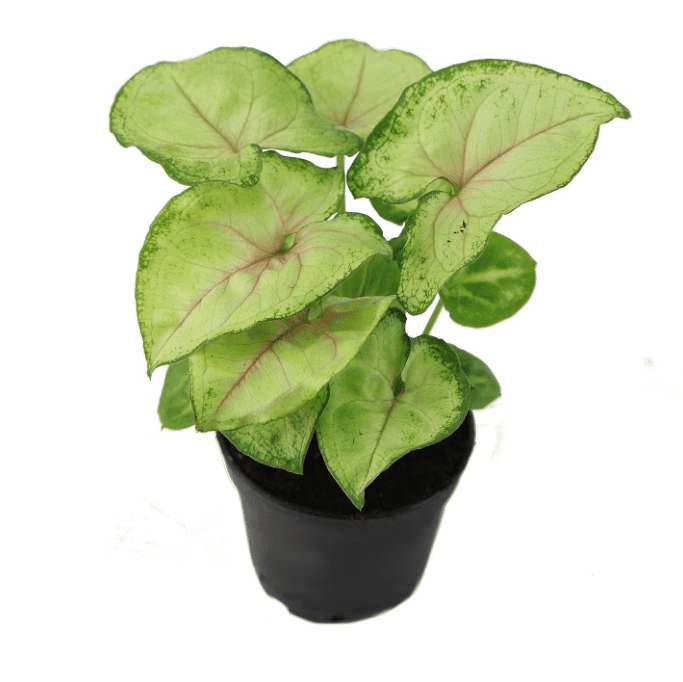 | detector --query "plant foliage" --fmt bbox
[112,40,628,509]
